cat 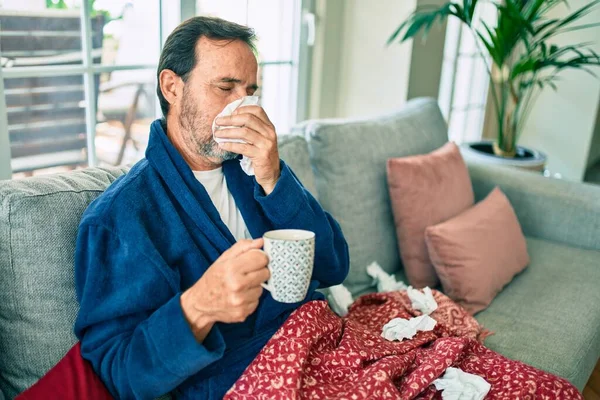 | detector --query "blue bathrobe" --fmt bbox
[74,119,349,399]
